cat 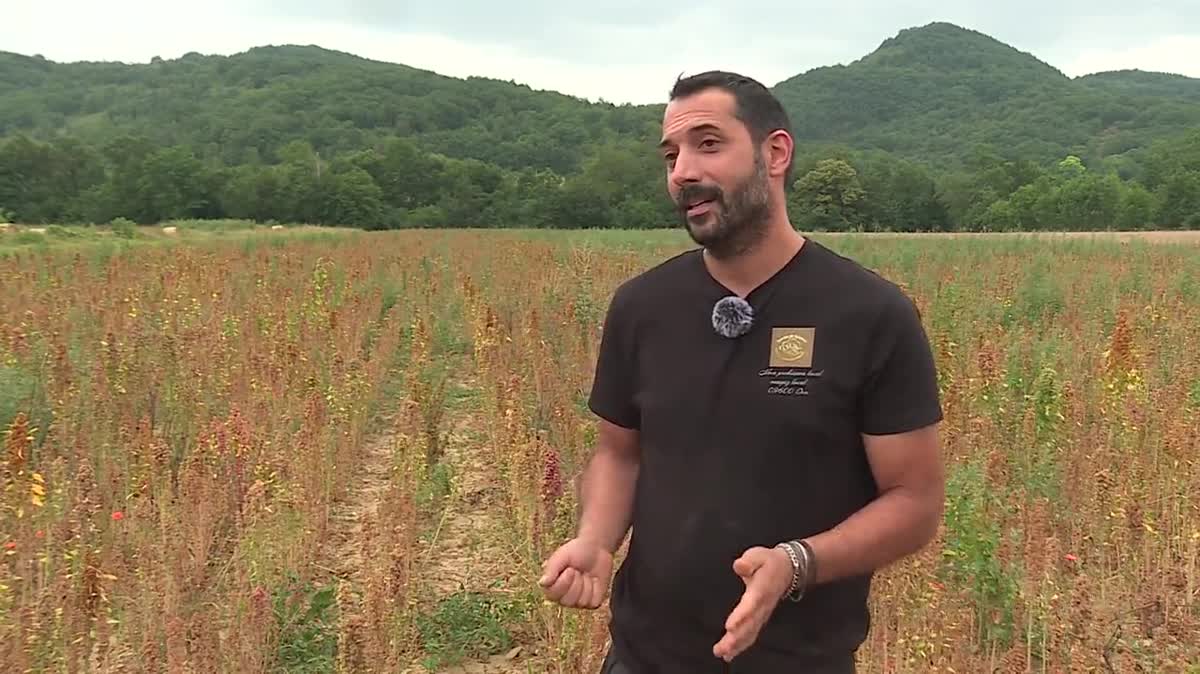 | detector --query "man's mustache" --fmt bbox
[676,184,724,210]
